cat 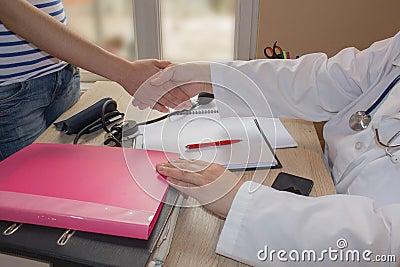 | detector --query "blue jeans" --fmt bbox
[0,64,80,161]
